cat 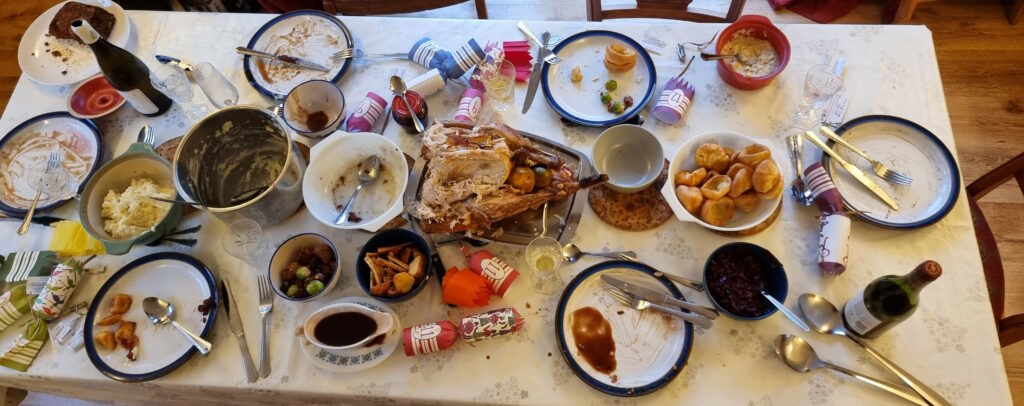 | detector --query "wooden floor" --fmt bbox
[1,0,1023,404]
